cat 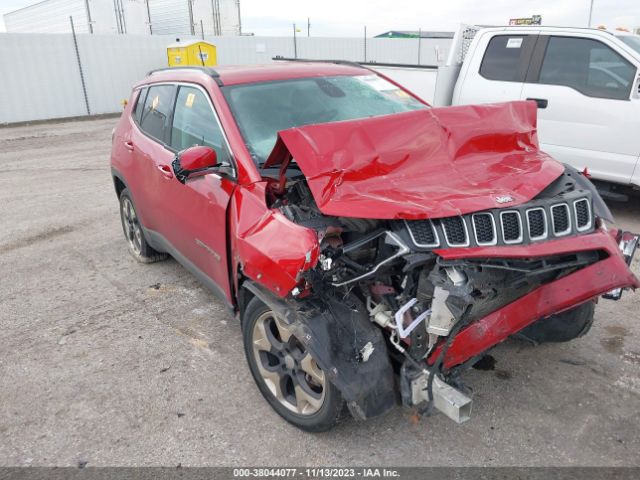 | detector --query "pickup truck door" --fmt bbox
[154,84,236,302]
[453,32,538,105]
[519,34,640,185]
